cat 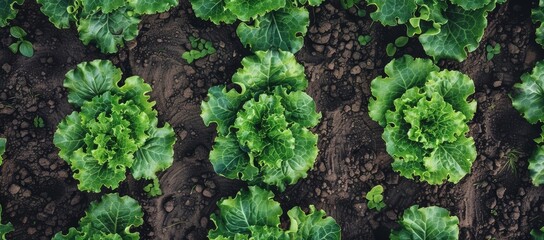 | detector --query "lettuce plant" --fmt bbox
[209,186,340,240]
[533,0,544,49]
[54,60,175,194]
[0,0,23,27]
[369,55,477,184]
[391,205,459,239]
[53,193,143,239]
[0,205,13,240]
[201,50,321,191]
[511,60,544,186]
[367,0,506,61]
[190,0,322,53]
[36,0,178,53]
[532,226,544,239]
